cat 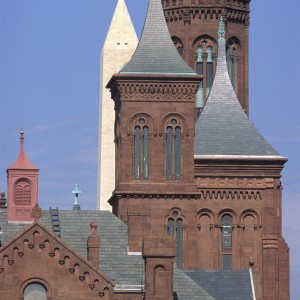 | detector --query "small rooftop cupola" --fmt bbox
[7,129,39,223]
[72,184,81,211]
[194,18,281,157]
[120,0,195,75]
